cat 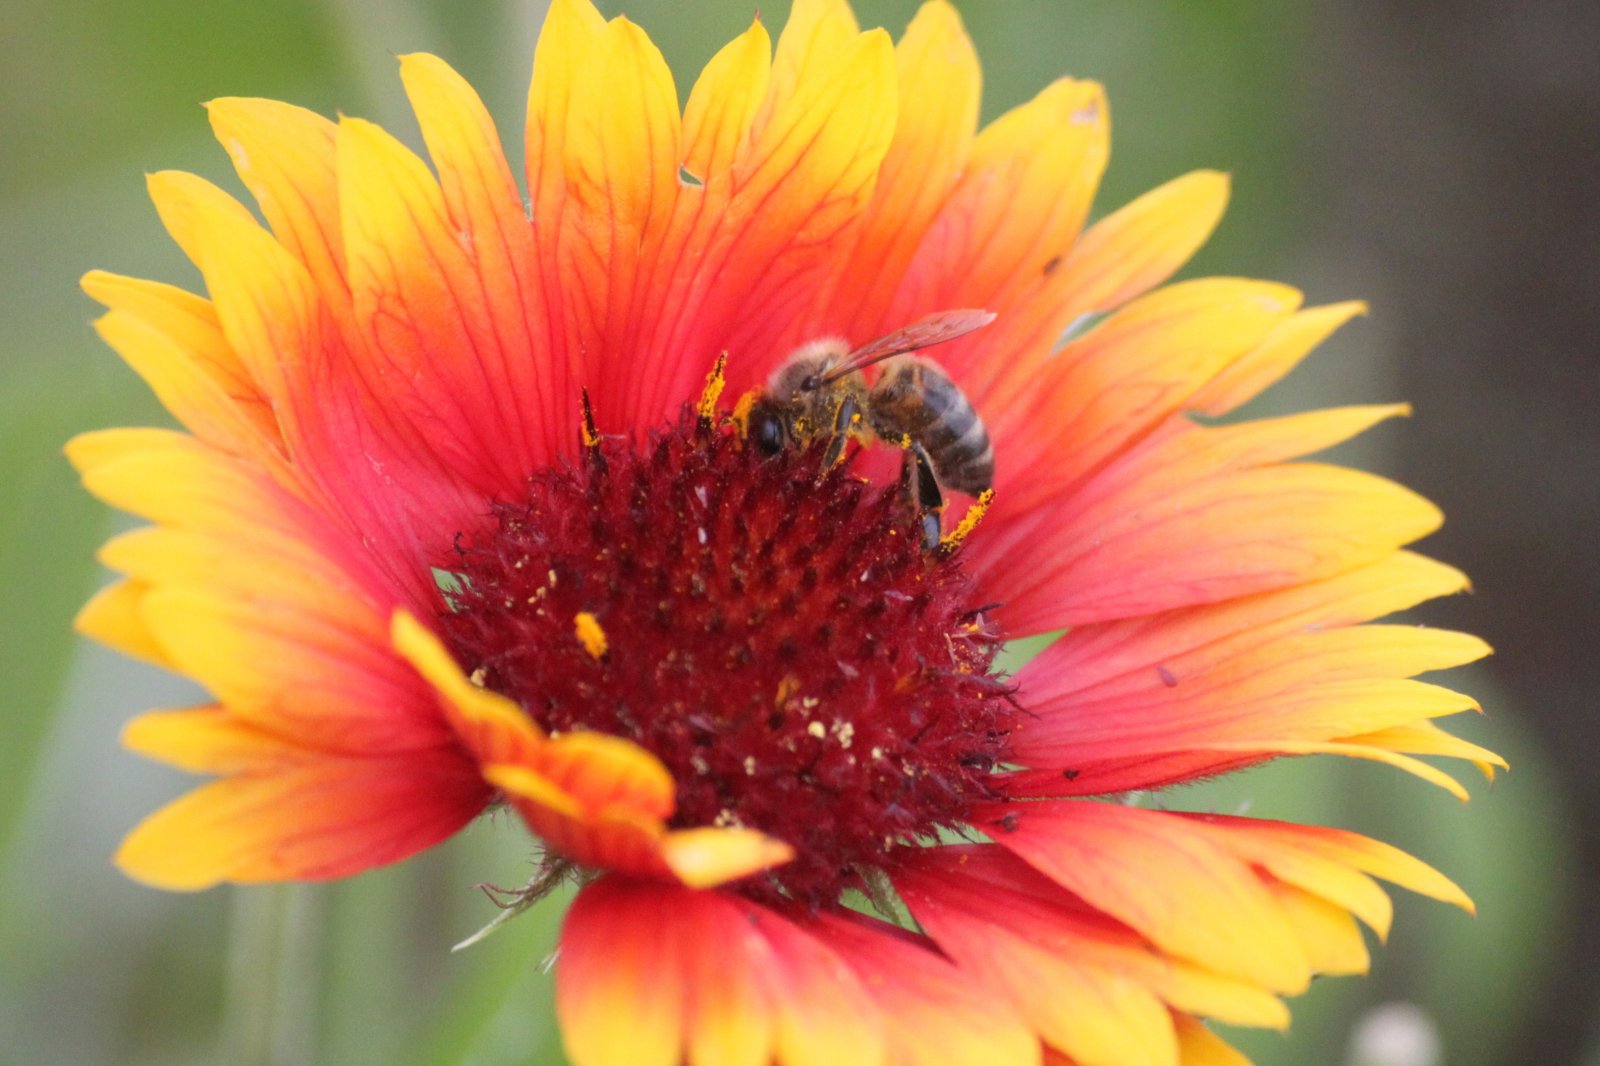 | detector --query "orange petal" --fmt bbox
[640,24,897,414]
[69,431,439,753]
[80,271,243,390]
[813,911,1040,1066]
[1008,602,1486,793]
[888,77,1109,396]
[987,277,1302,510]
[98,524,357,617]
[986,462,1441,634]
[1180,813,1476,920]
[557,877,689,1066]
[1202,736,1476,802]
[557,878,885,1066]
[658,827,797,890]
[902,846,1291,1035]
[400,52,563,466]
[391,611,792,887]
[69,428,286,536]
[977,801,1312,994]
[141,585,449,754]
[90,309,273,457]
[337,114,535,498]
[525,0,681,413]
[832,0,980,337]
[1021,550,1469,705]
[115,747,489,890]
[1348,720,1507,779]
[899,853,1193,1066]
